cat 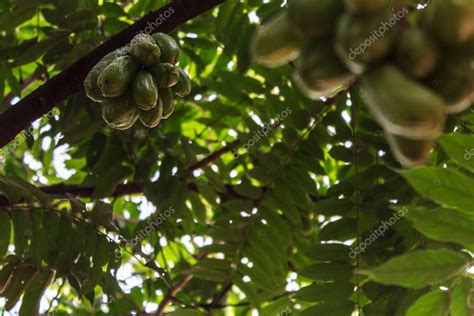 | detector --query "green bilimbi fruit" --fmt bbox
[423,0,474,47]
[344,0,391,12]
[396,28,439,79]
[130,33,161,66]
[139,100,163,128]
[250,11,303,68]
[173,68,192,97]
[361,65,446,140]
[152,33,180,64]
[149,63,180,88]
[159,88,174,119]
[426,56,474,113]
[336,10,397,74]
[288,0,344,39]
[293,42,354,99]
[102,95,139,130]
[84,50,121,102]
[132,71,159,111]
[385,132,435,167]
[98,55,140,98]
